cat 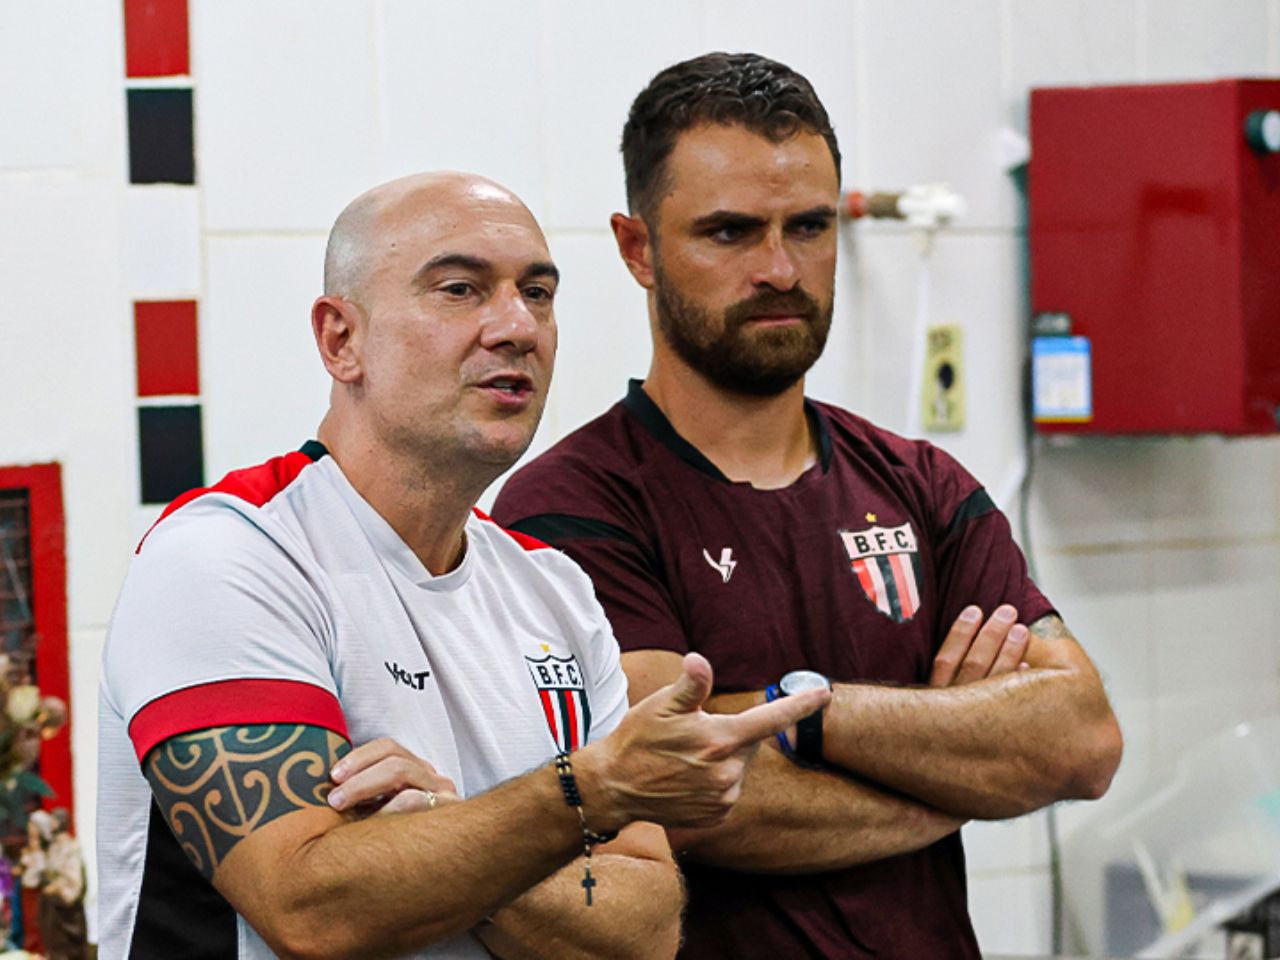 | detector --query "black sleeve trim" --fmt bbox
[507,513,658,569]
[299,439,329,461]
[941,487,997,542]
